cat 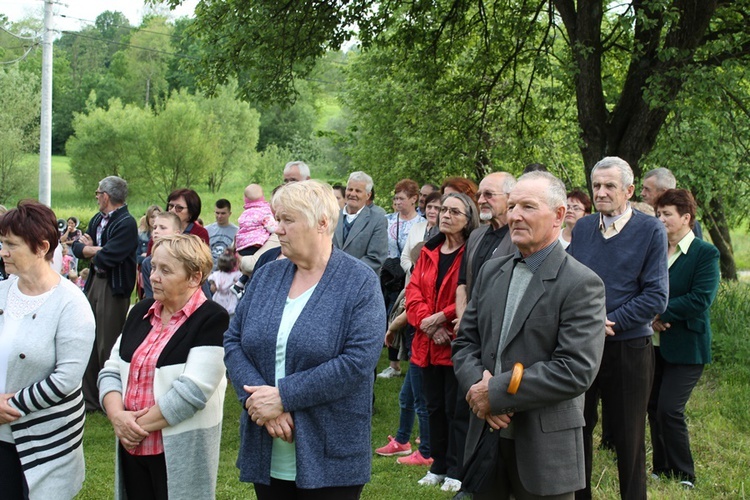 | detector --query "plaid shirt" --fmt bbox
[124,289,207,456]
